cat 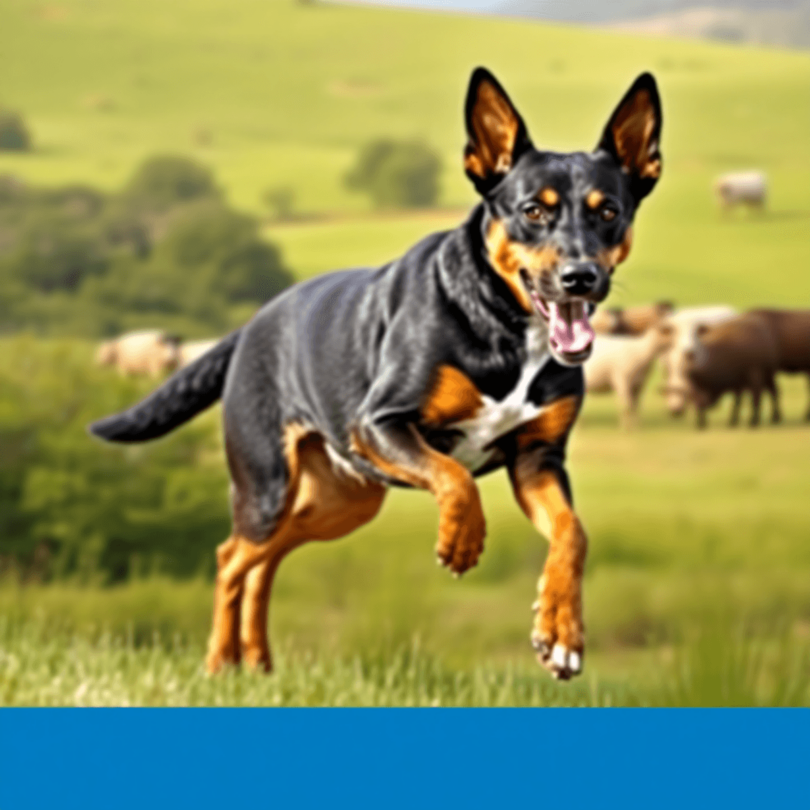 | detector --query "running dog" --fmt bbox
[91,68,663,680]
